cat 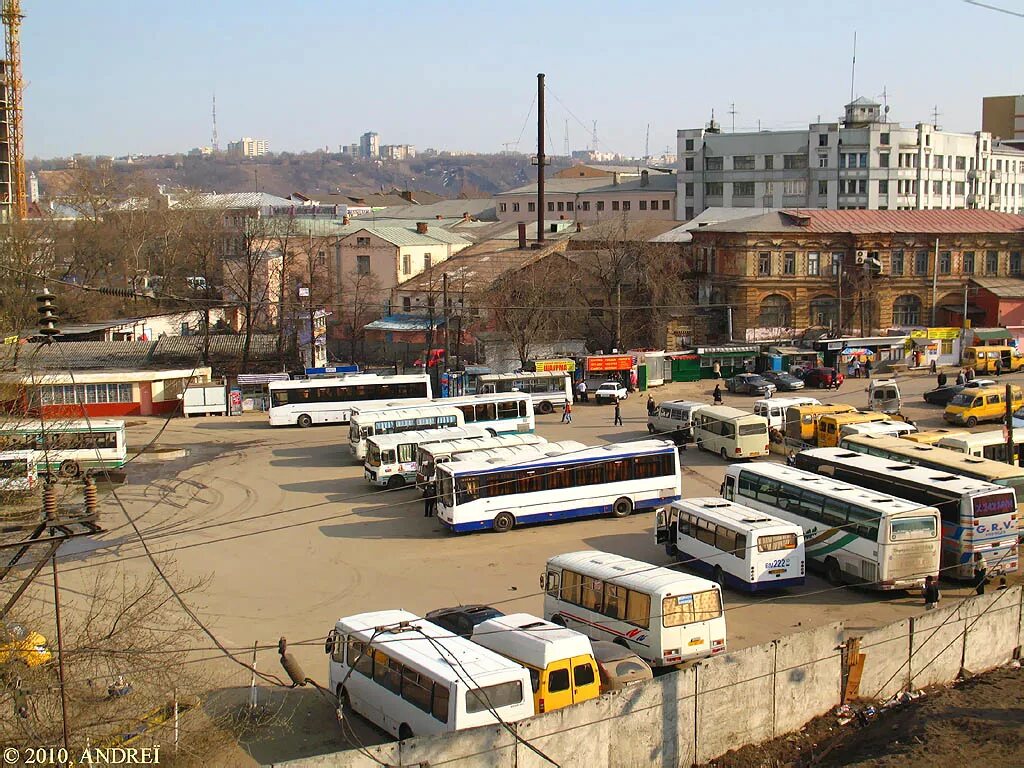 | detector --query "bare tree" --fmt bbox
[0,217,57,333]
[336,268,381,364]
